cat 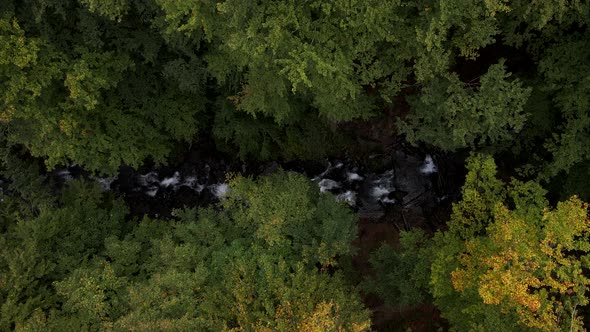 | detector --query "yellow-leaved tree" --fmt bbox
[368,154,590,331]
[441,155,590,331]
